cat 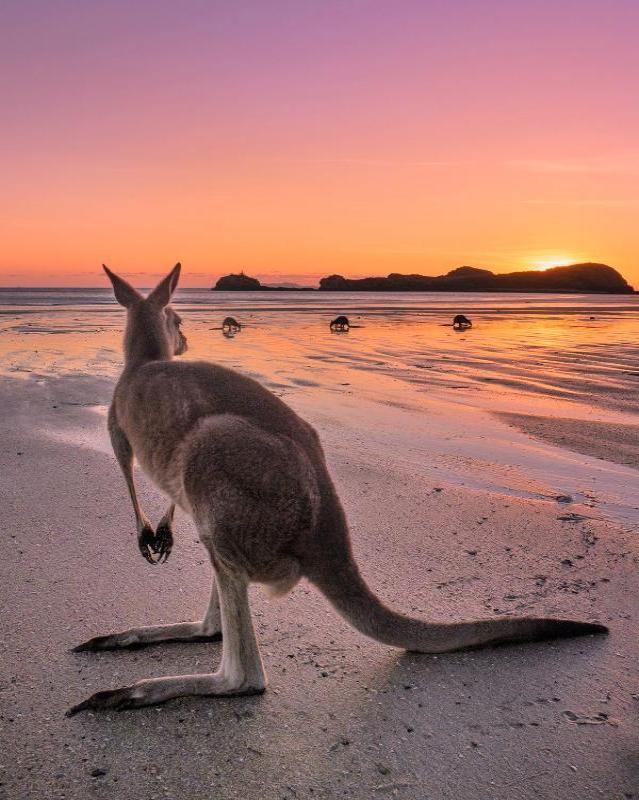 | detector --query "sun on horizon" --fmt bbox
[527,256,581,272]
